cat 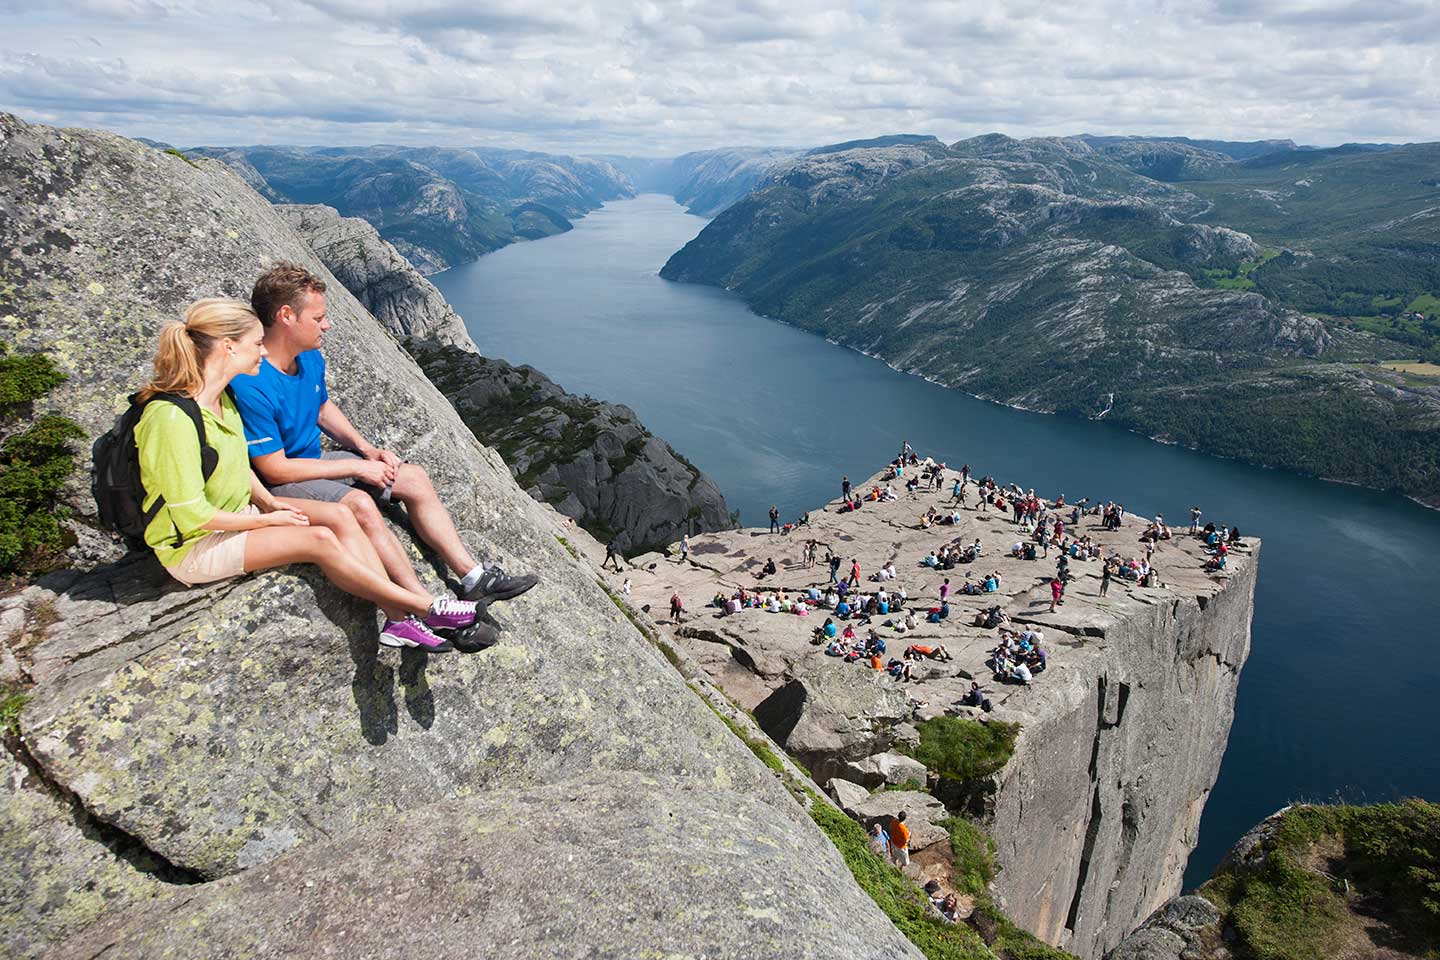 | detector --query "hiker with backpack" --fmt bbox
[119,298,481,651]
[230,263,537,612]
